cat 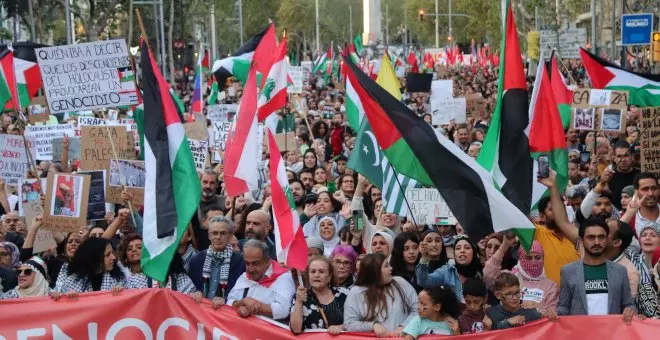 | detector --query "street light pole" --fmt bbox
[65,0,72,44]
[386,4,389,45]
[159,0,167,79]
[349,5,353,40]
[210,3,217,61]
[435,0,439,47]
[315,0,320,53]
[448,0,452,44]
[238,0,244,45]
